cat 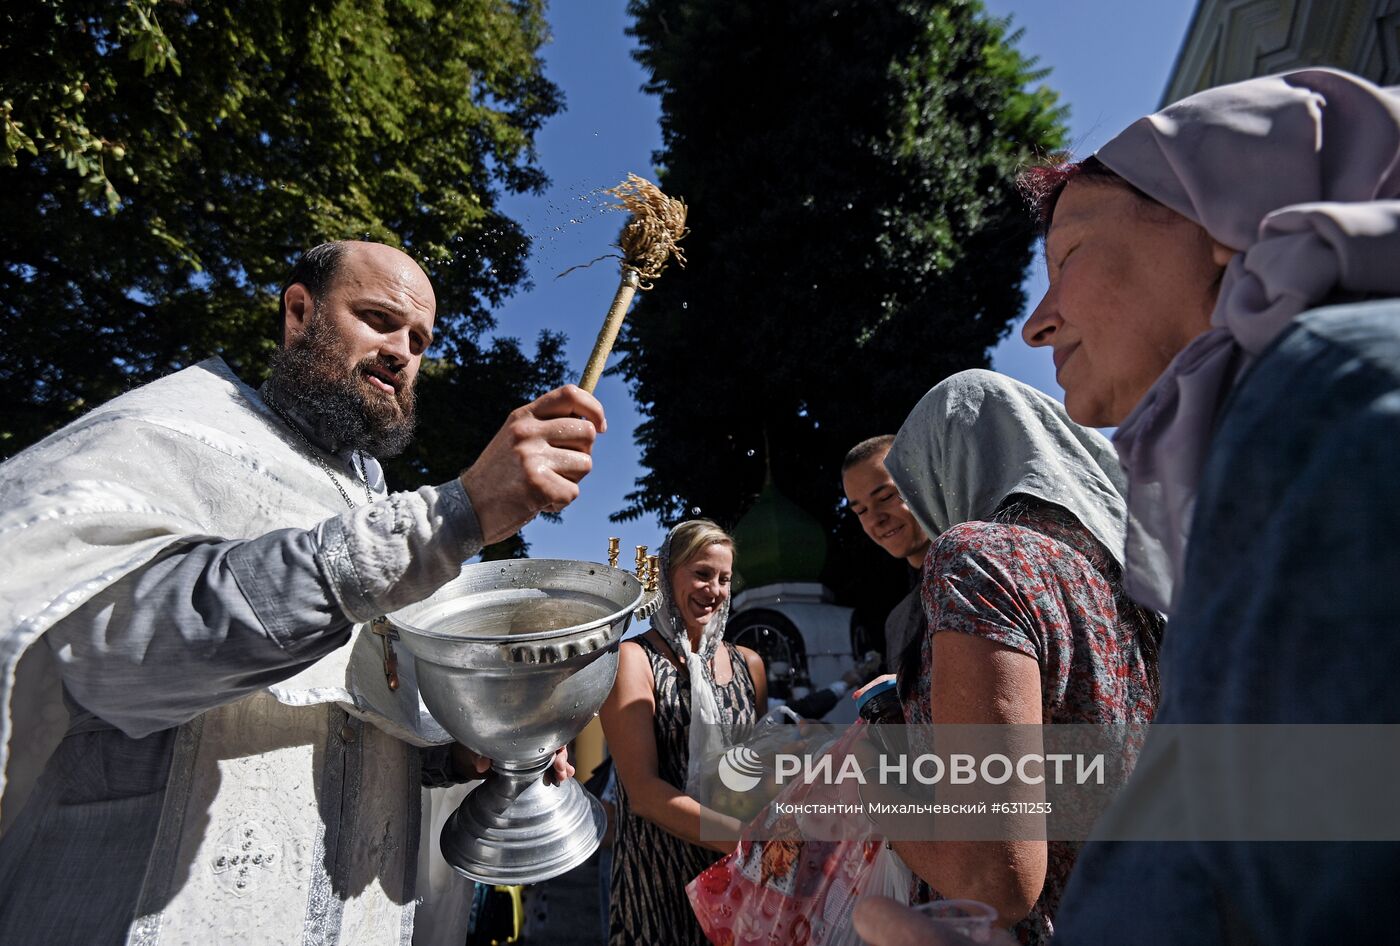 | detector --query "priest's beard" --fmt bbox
[264,312,418,458]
